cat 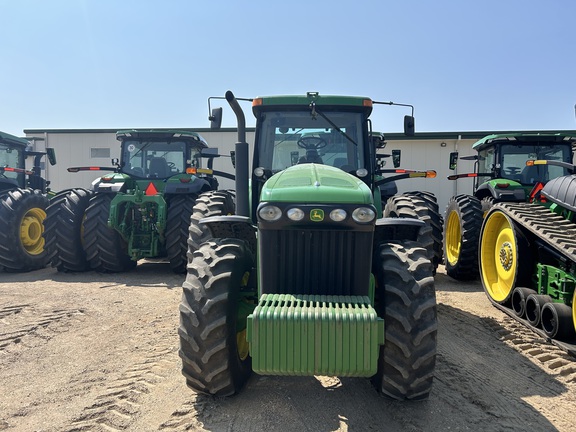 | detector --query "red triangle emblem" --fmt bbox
[145,182,158,196]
